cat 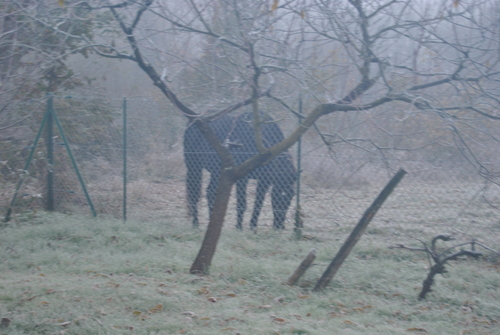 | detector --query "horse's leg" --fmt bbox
[250,179,271,230]
[236,178,249,230]
[271,186,294,230]
[206,171,220,218]
[186,161,202,227]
